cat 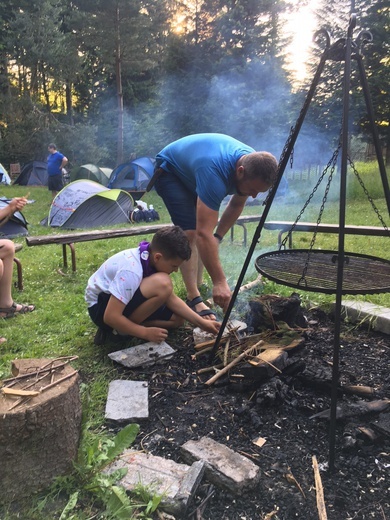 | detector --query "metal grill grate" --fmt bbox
[255,249,390,295]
